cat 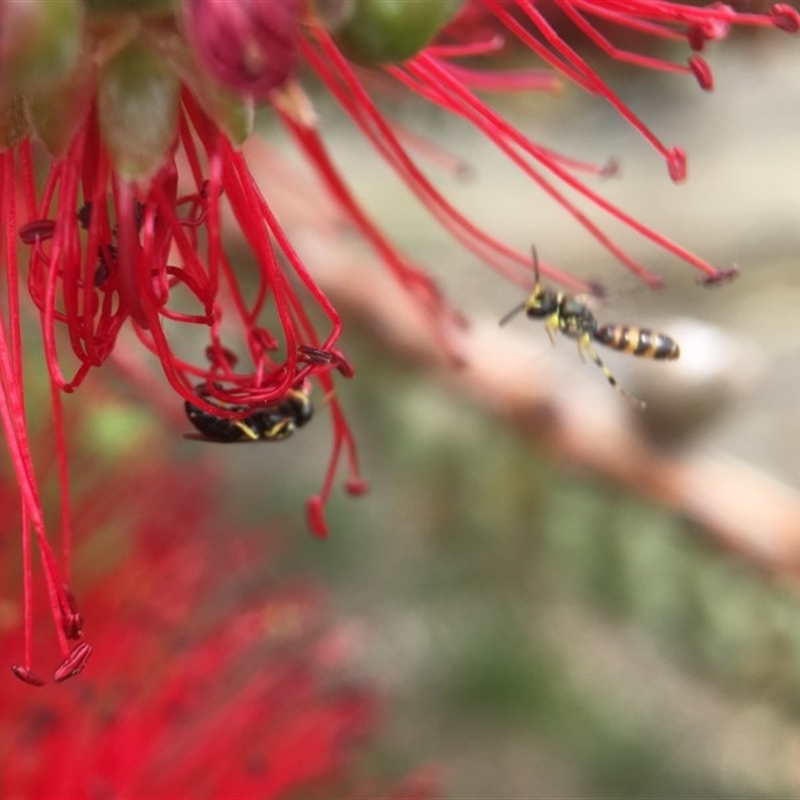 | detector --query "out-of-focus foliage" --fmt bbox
[242,334,800,799]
